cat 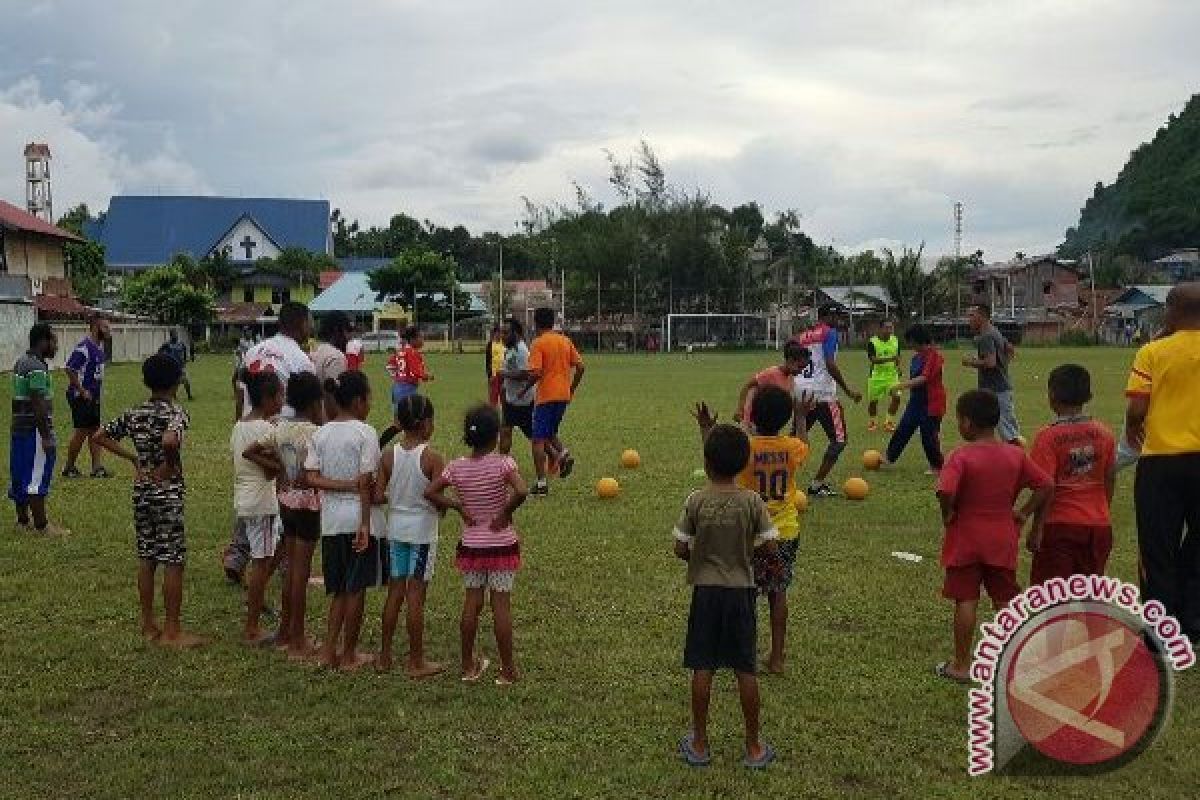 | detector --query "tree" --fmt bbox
[255,247,334,287]
[878,245,942,322]
[121,266,214,324]
[367,247,462,322]
[57,203,96,237]
[64,240,106,303]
